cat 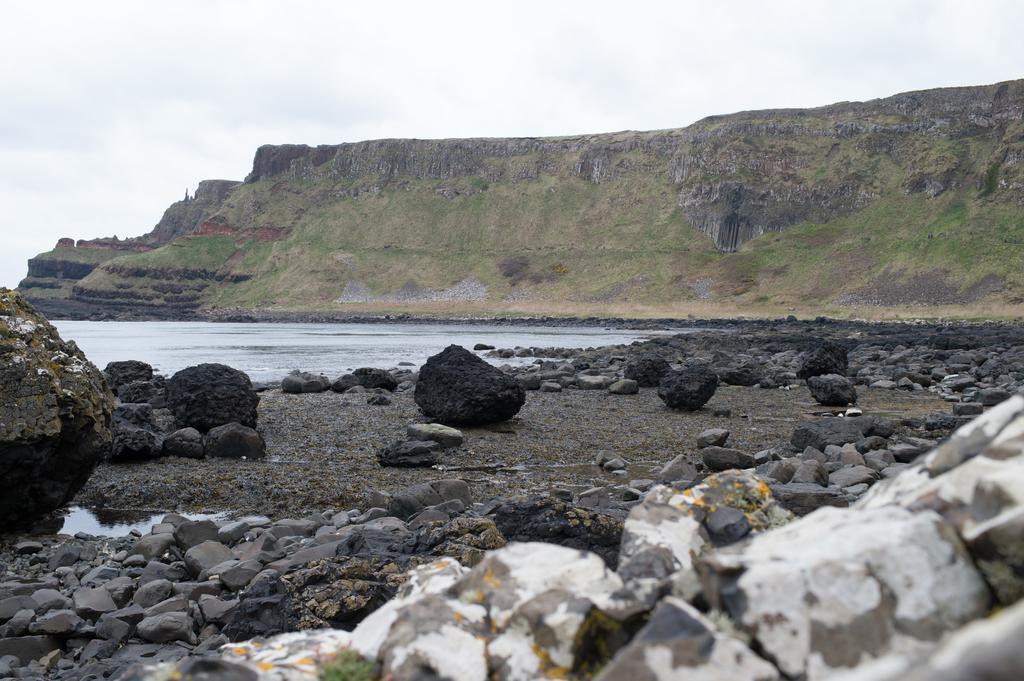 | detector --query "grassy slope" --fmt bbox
[723,193,1024,314]
[32,246,121,264]
[67,110,1024,319]
[199,173,720,310]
